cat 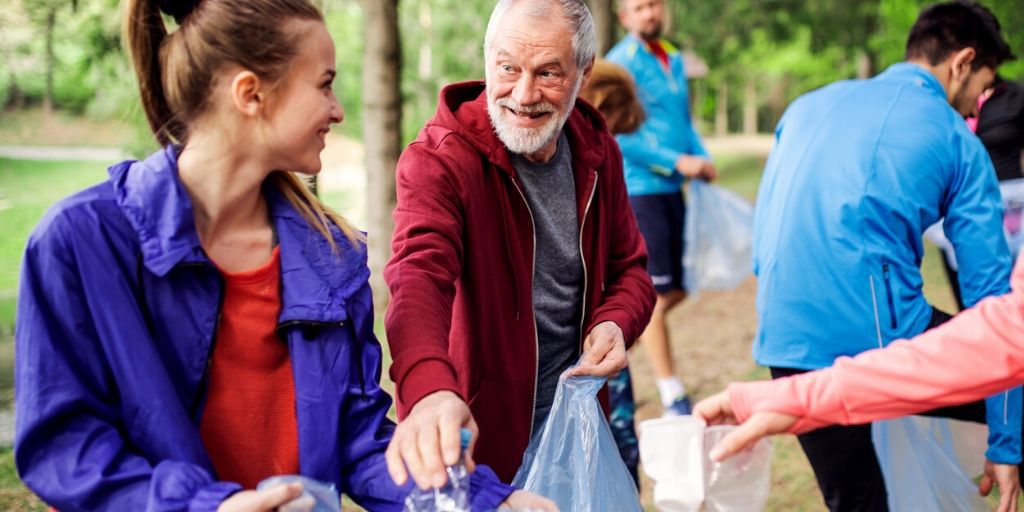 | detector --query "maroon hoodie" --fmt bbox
[384,81,656,482]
